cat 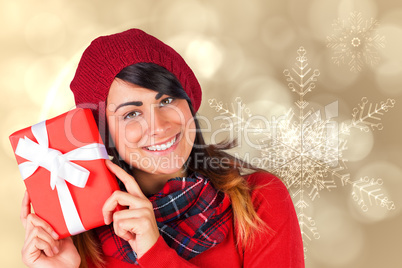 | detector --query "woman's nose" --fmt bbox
[149,108,171,136]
